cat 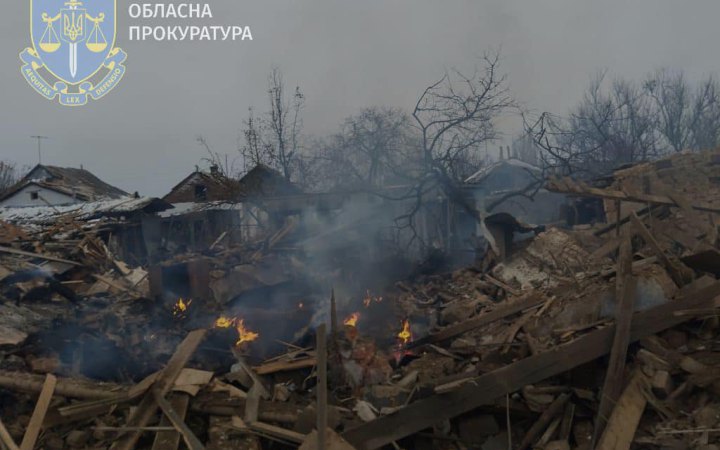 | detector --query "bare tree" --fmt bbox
[644,69,694,153]
[411,53,511,184]
[688,76,720,150]
[0,161,20,196]
[528,68,720,180]
[527,72,659,178]
[240,67,305,181]
[643,69,720,152]
[315,107,415,190]
[388,53,514,244]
